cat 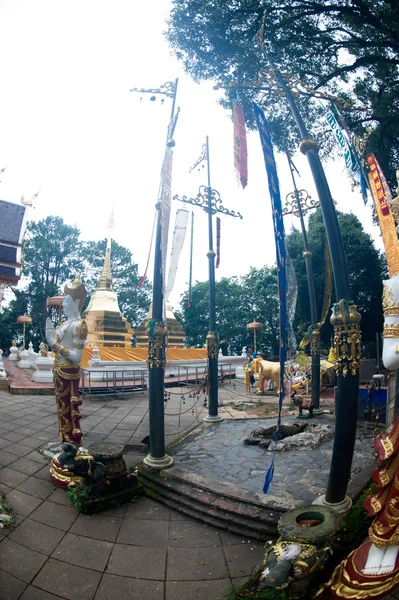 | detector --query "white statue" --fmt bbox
[45,275,88,446]
[9,340,19,361]
[0,349,7,379]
